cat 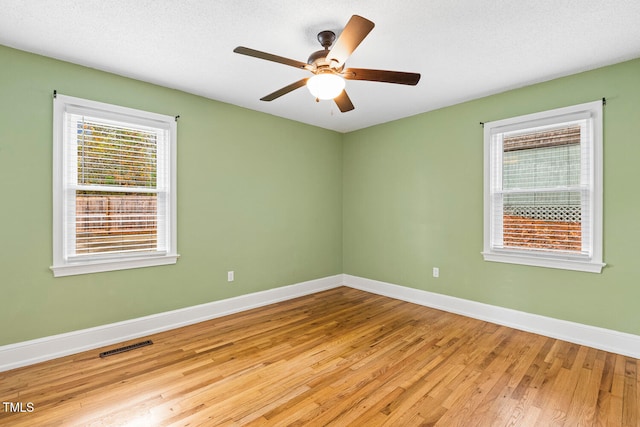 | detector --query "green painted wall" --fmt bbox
[343,58,640,335]
[2,43,639,347]
[0,45,343,345]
